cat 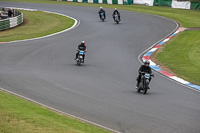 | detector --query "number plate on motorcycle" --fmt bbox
[79,51,84,54]
[145,74,150,78]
